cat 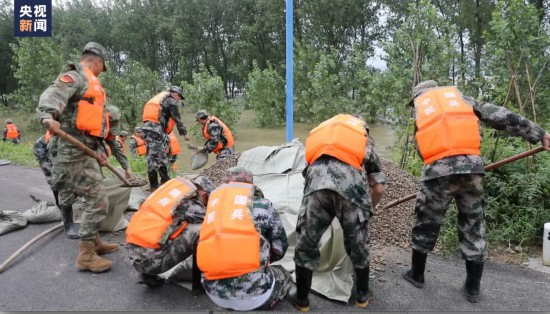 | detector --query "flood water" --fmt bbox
[0,109,398,174]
